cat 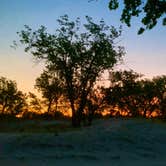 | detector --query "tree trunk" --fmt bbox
[87,111,93,126]
[75,91,88,127]
[1,105,6,114]
[69,98,78,127]
[72,112,78,127]
[1,101,7,114]
[87,106,97,126]
[47,99,52,113]
[143,108,146,118]
[1,98,7,114]
[55,100,58,112]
